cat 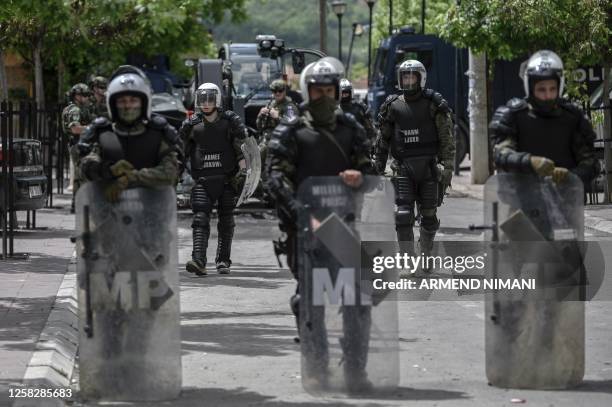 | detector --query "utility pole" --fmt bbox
[319,0,327,54]
[468,50,490,184]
